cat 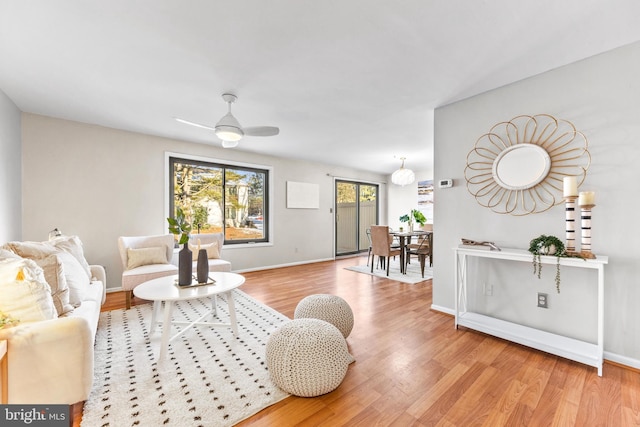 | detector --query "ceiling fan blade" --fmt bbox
[243,126,280,137]
[174,117,216,131]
